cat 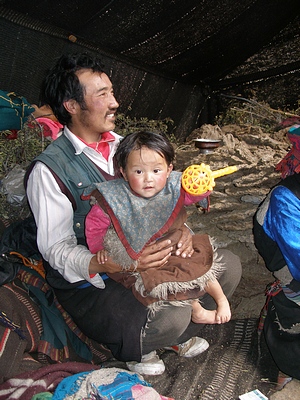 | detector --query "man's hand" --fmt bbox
[175,224,194,258]
[89,238,173,275]
[137,225,194,269]
[137,239,173,271]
